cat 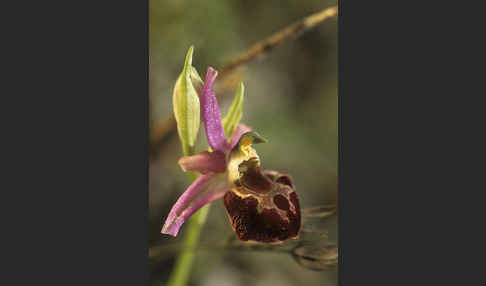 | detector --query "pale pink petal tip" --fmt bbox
[178,151,226,174]
[229,123,253,150]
